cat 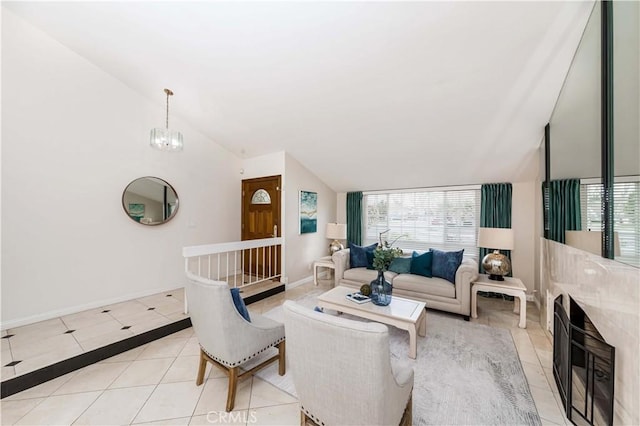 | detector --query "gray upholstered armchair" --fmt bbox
[186,277,286,412]
[282,300,414,426]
